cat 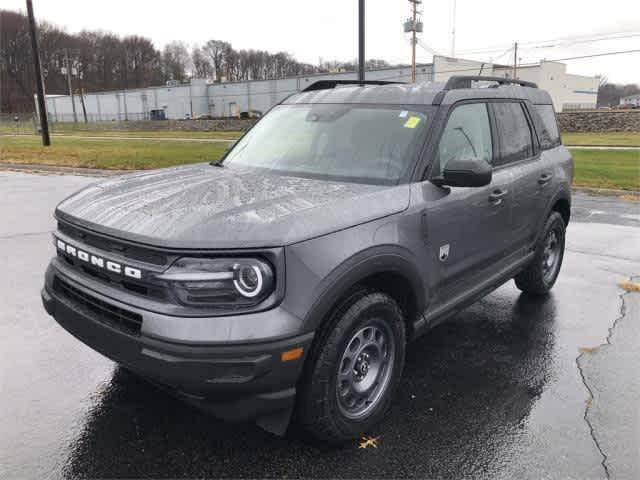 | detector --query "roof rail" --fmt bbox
[302,80,405,92]
[443,75,538,90]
